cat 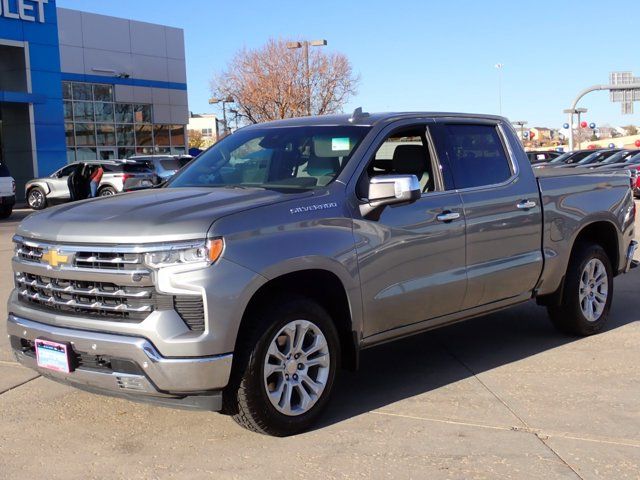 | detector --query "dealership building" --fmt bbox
[0,0,188,197]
